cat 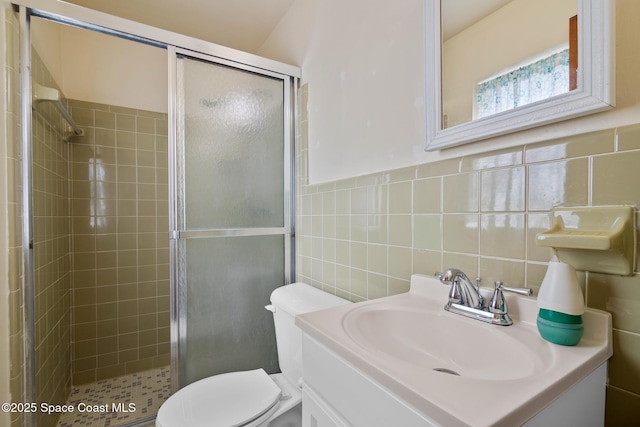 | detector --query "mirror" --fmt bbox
[425,0,615,151]
[442,0,577,128]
